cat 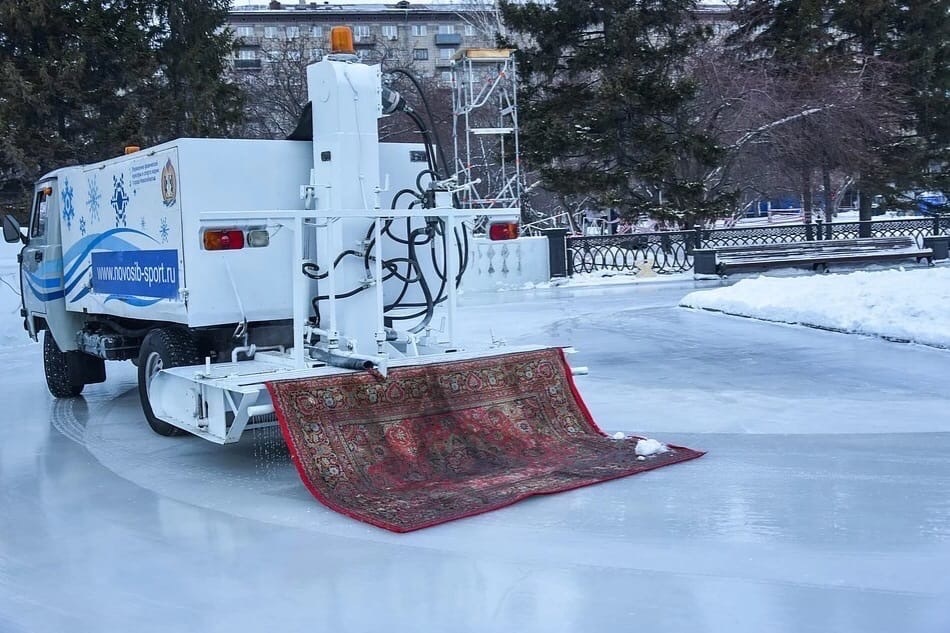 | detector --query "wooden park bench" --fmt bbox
[693,237,934,276]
